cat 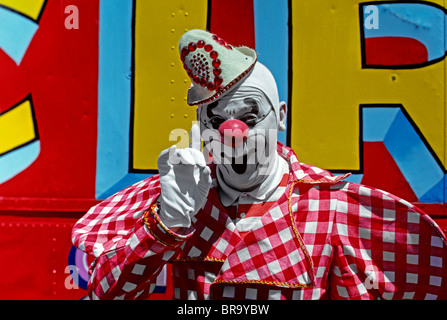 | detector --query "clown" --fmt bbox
[72,30,447,300]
